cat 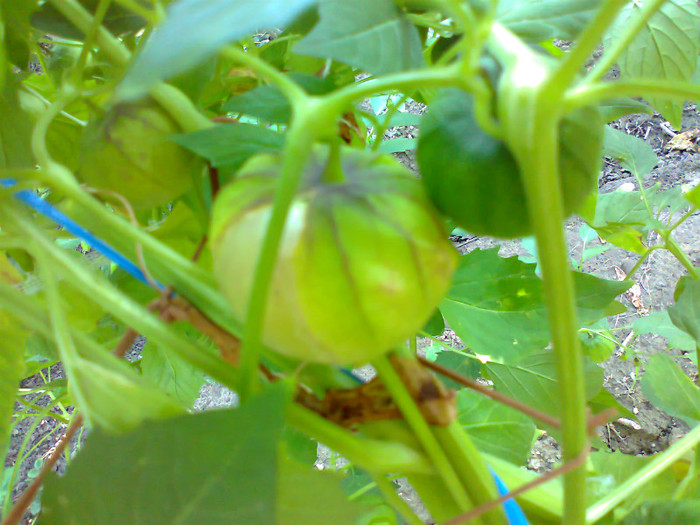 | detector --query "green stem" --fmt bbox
[237,100,326,400]
[491,24,589,524]
[372,475,424,525]
[50,0,130,67]
[30,88,77,168]
[70,0,112,86]
[322,64,465,113]
[586,424,700,523]
[371,354,475,517]
[587,0,669,83]
[664,235,699,279]
[625,246,662,279]
[286,404,433,476]
[321,139,344,183]
[565,79,700,112]
[549,0,628,92]
[667,207,697,232]
[3,205,240,390]
[220,46,307,107]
